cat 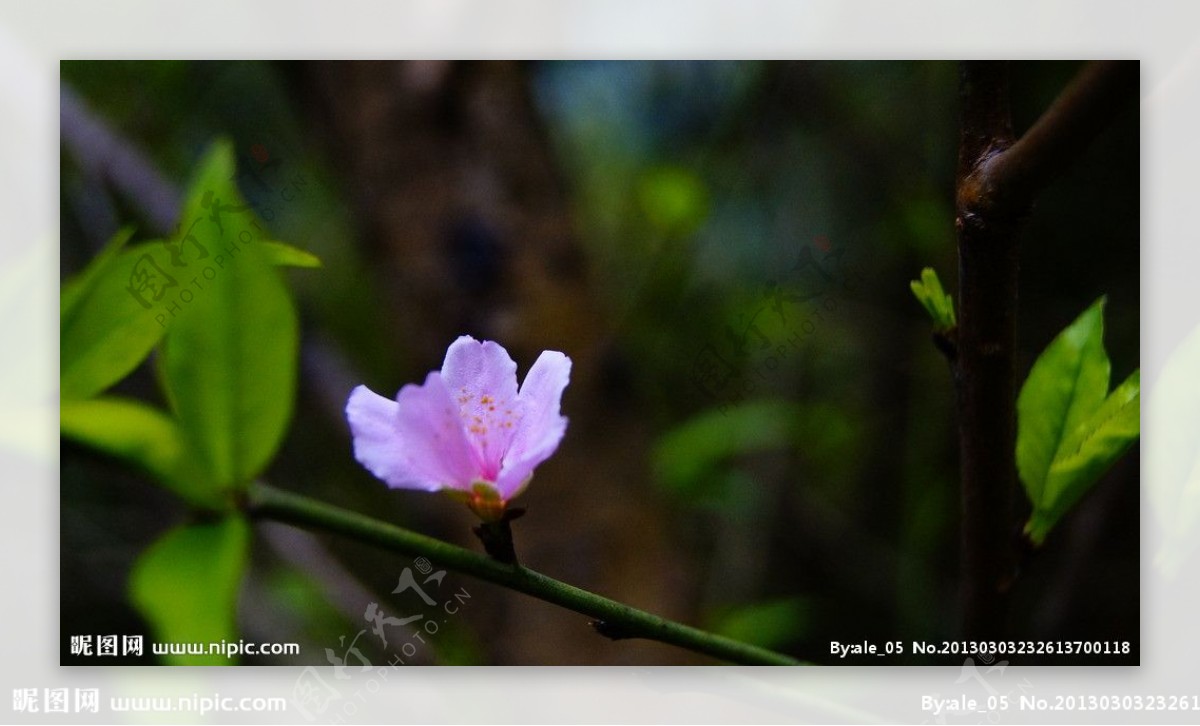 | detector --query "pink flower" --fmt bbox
[346,336,571,520]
